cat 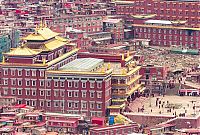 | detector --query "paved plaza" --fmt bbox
[129,95,200,117]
